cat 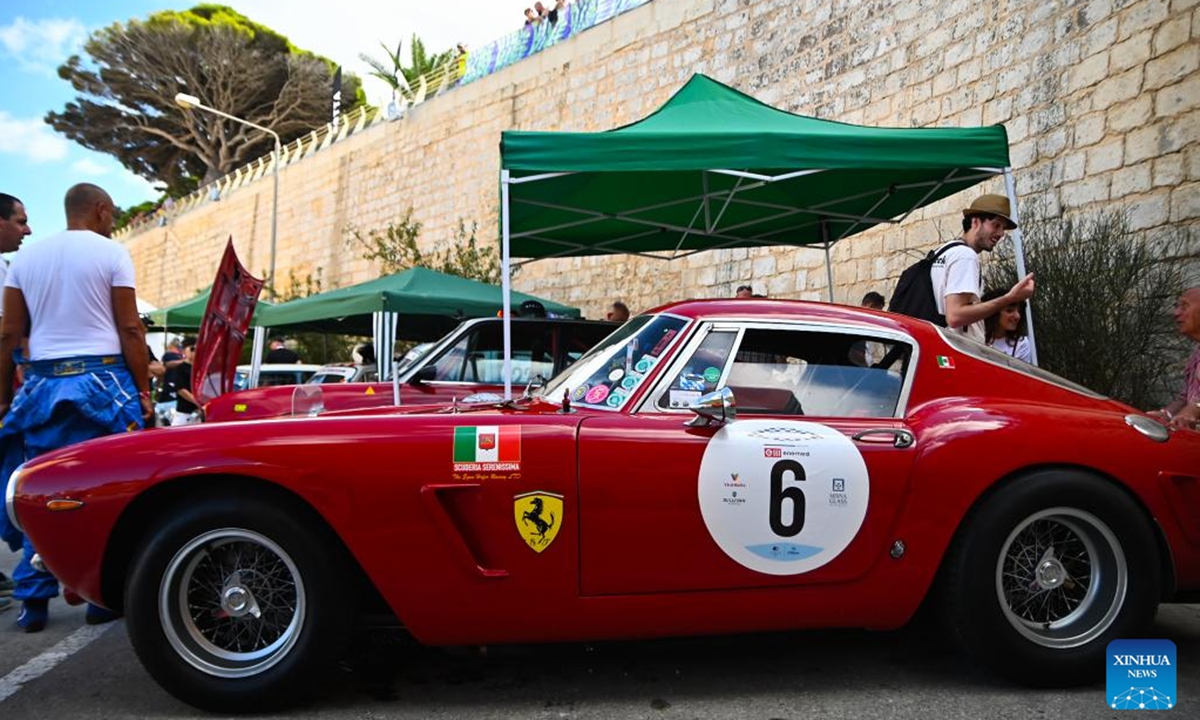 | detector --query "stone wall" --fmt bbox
[123,0,1199,318]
